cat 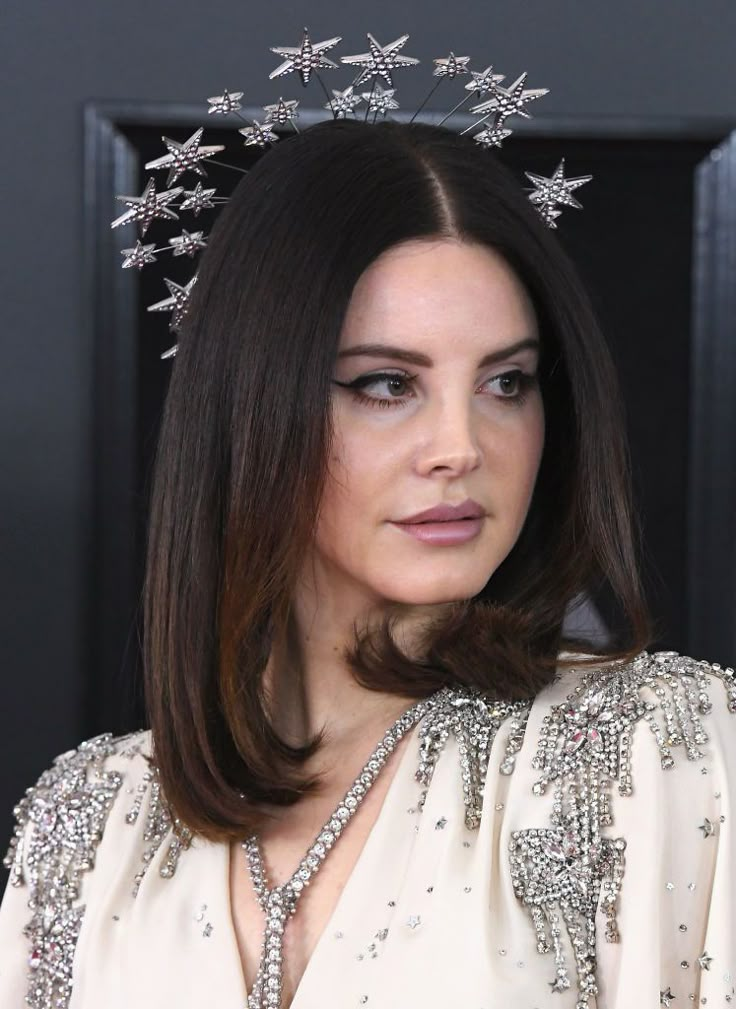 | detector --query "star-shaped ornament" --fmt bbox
[262,97,300,126]
[473,120,514,149]
[471,71,549,125]
[697,951,714,970]
[325,86,363,118]
[147,274,198,332]
[361,83,399,116]
[168,229,207,257]
[660,987,676,1007]
[432,52,471,79]
[698,817,716,837]
[111,177,183,236]
[524,159,593,228]
[533,204,564,228]
[238,120,279,147]
[120,240,158,270]
[465,65,505,96]
[180,182,217,217]
[145,128,225,188]
[269,28,342,86]
[207,89,244,114]
[340,32,420,88]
